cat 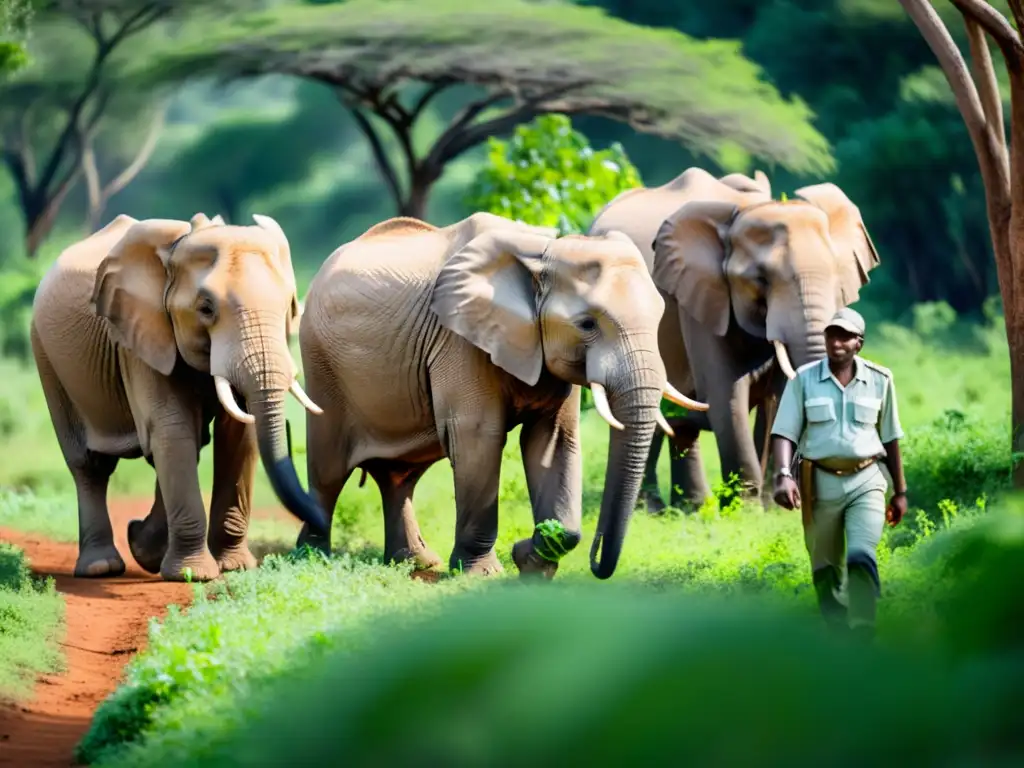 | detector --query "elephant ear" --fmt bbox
[252,213,301,336]
[652,200,738,337]
[91,219,192,376]
[794,183,880,305]
[431,228,553,386]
